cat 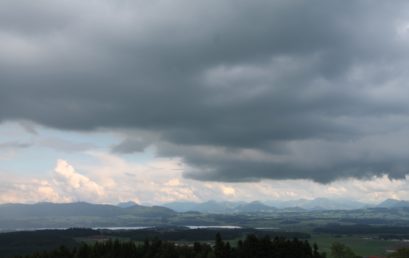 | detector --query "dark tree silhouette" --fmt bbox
[16,233,326,258]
